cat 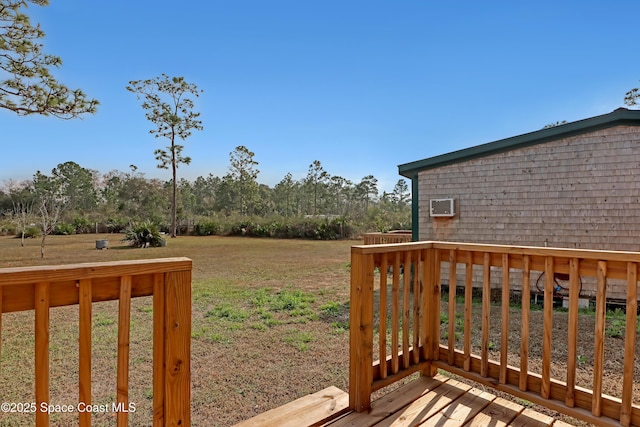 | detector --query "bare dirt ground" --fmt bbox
[0,235,636,426]
[458,304,637,426]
